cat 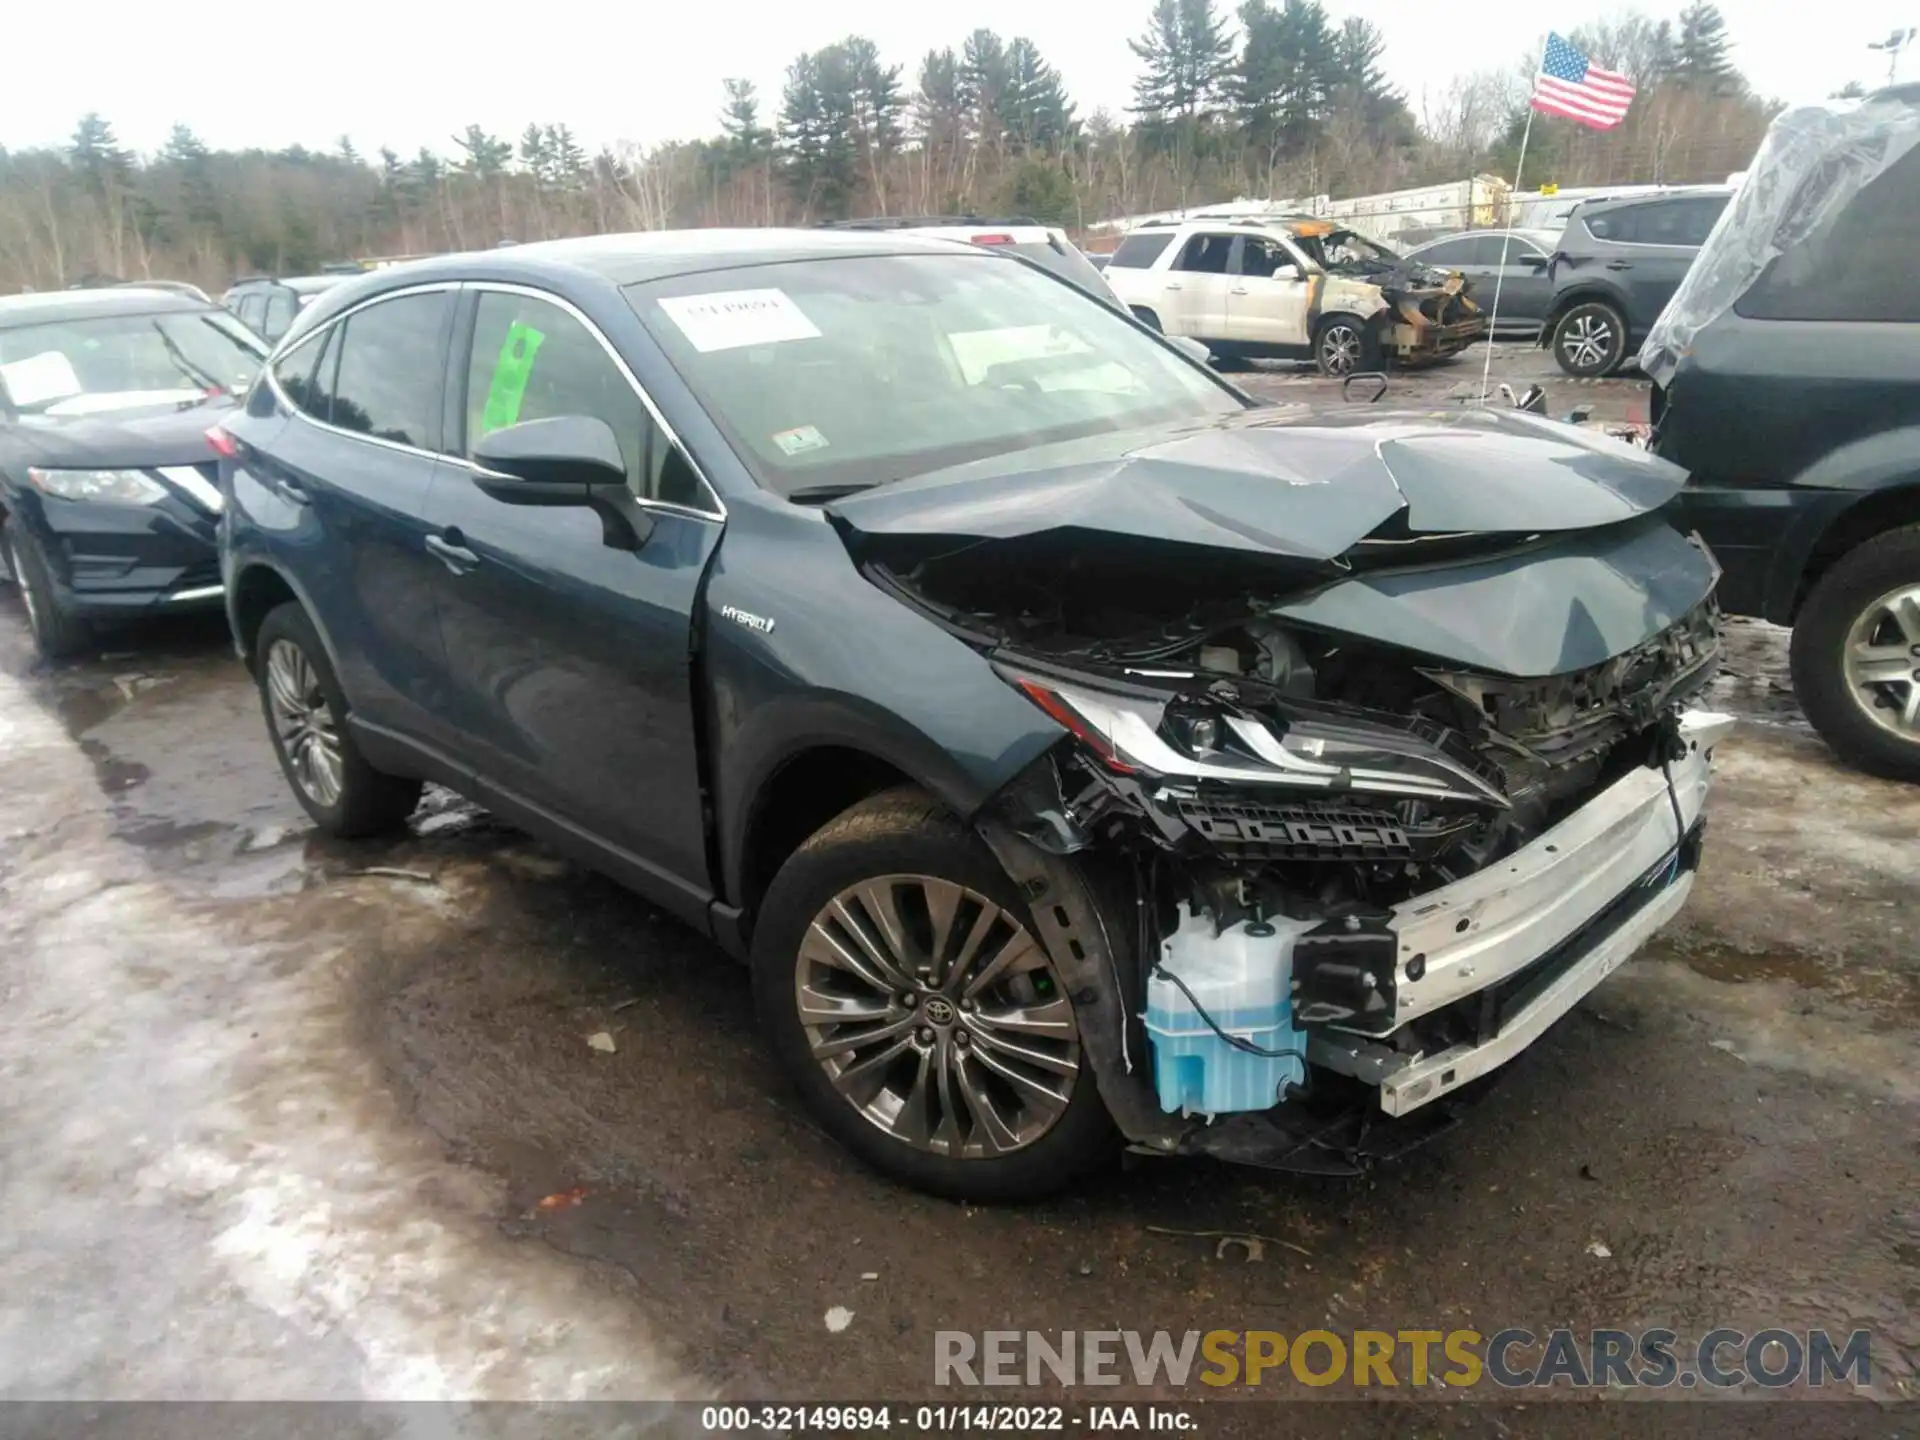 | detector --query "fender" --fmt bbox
[714,685,1060,909]
[1760,432,1920,620]
[1539,279,1631,340]
[225,555,350,680]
